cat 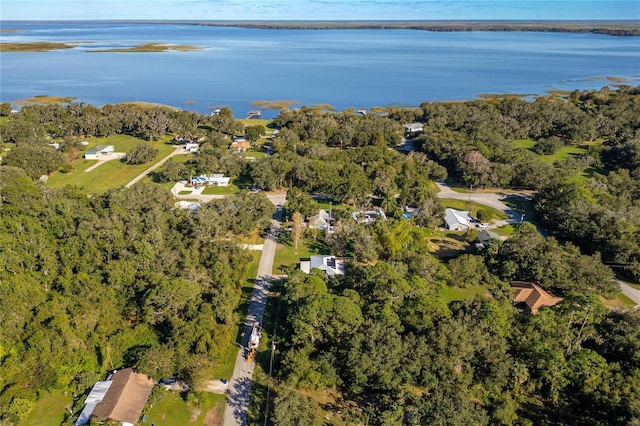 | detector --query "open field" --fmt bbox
[46,135,175,193]
[513,139,588,163]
